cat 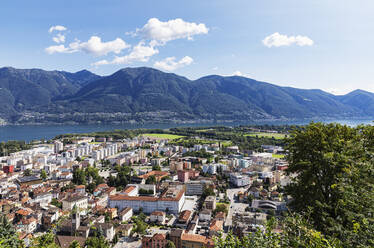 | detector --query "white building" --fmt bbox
[62,195,88,215]
[119,207,133,222]
[186,181,204,195]
[32,192,52,206]
[199,209,212,222]
[109,187,185,214]
[54,141,64,154]
[150,211,166,224]
[230,173,251,187]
